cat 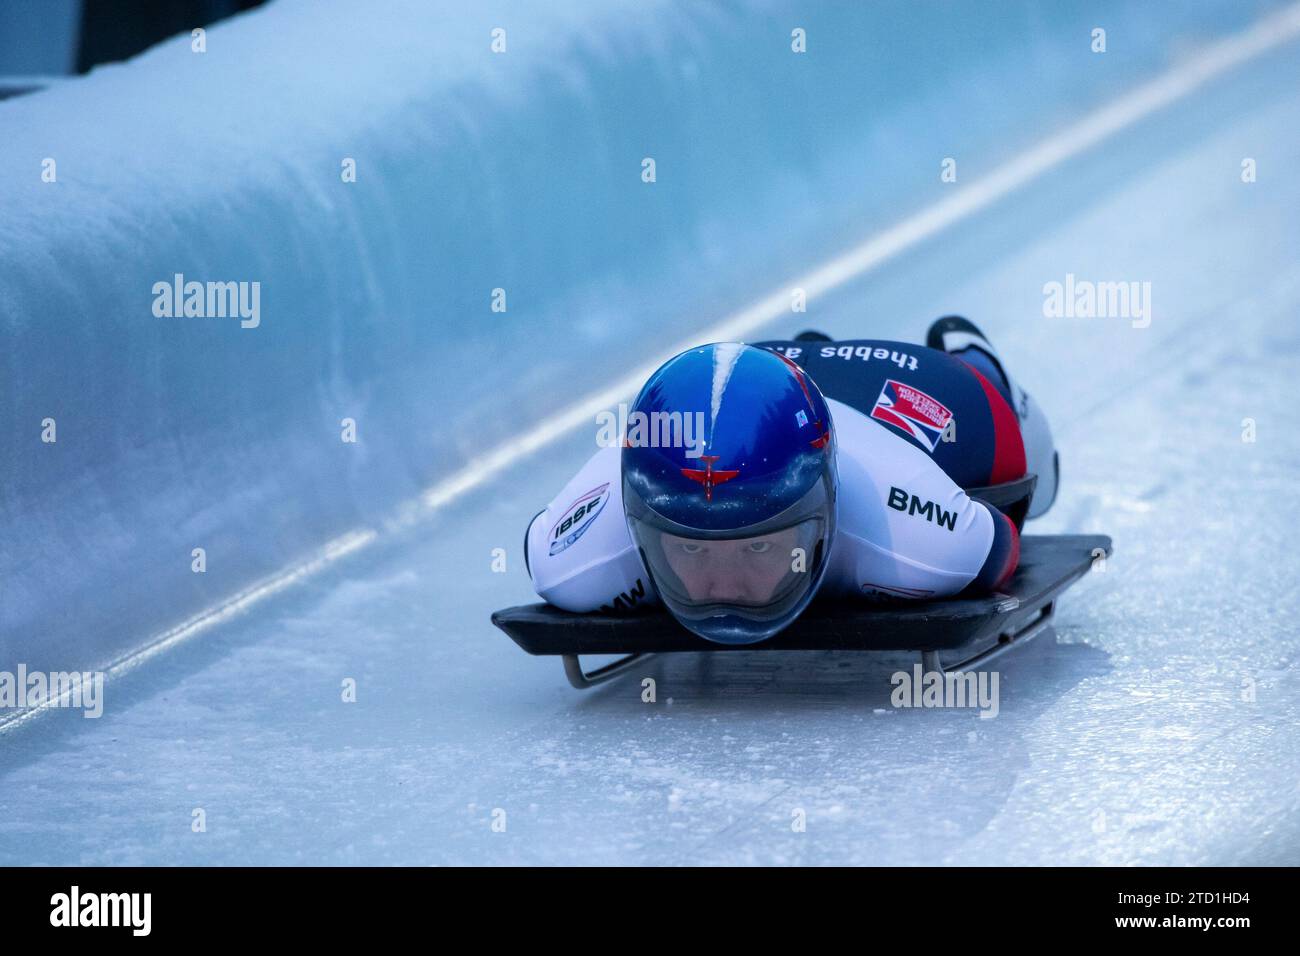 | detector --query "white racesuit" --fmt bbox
[526,397,1010,614]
